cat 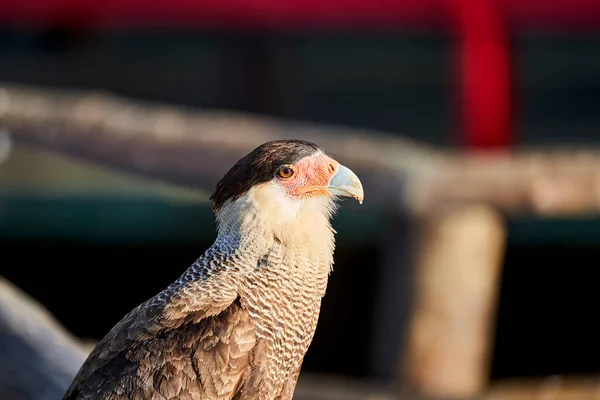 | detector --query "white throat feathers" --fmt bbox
[215,180,338,261]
